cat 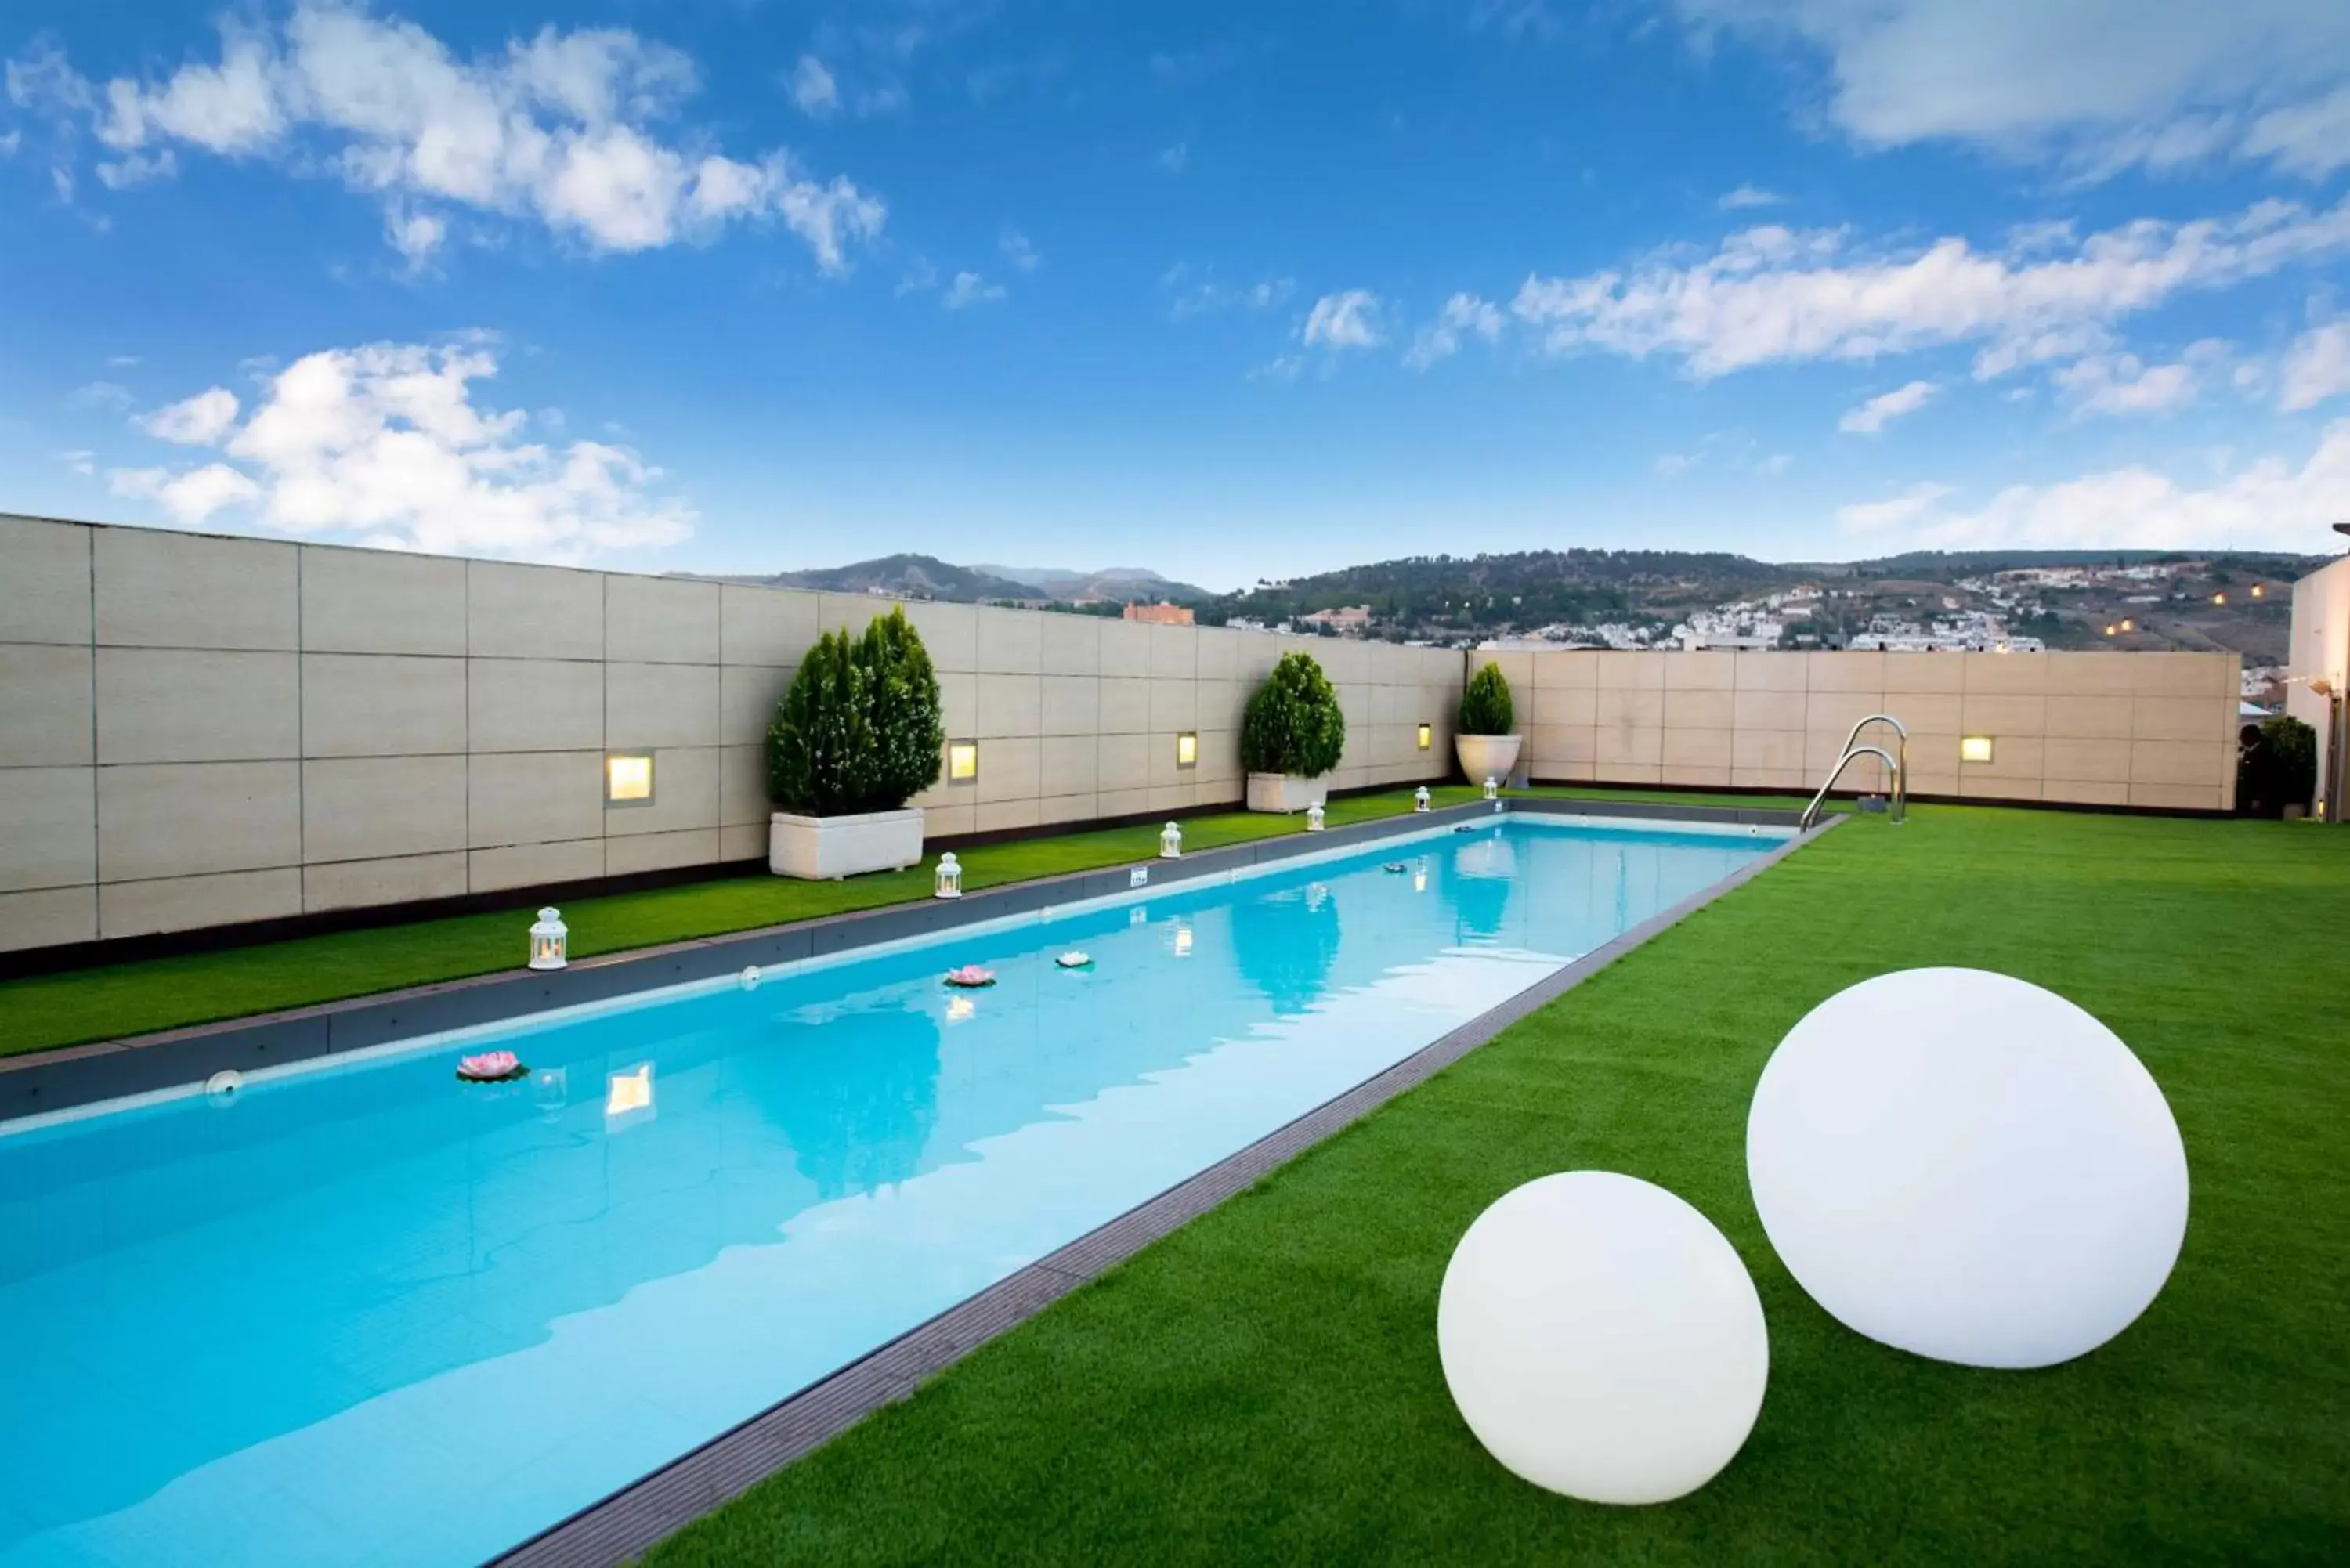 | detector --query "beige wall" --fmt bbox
[2287,557,2348,817]
[1493,647,2239,811]
[0,516,1462,954]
